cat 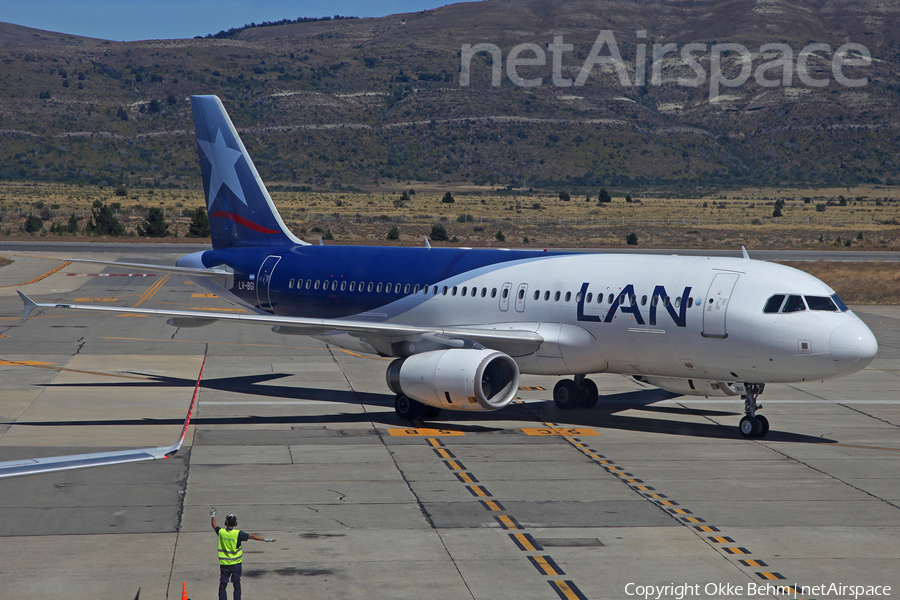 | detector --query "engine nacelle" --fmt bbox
[635,376,744,397]
[386,349,520,412]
